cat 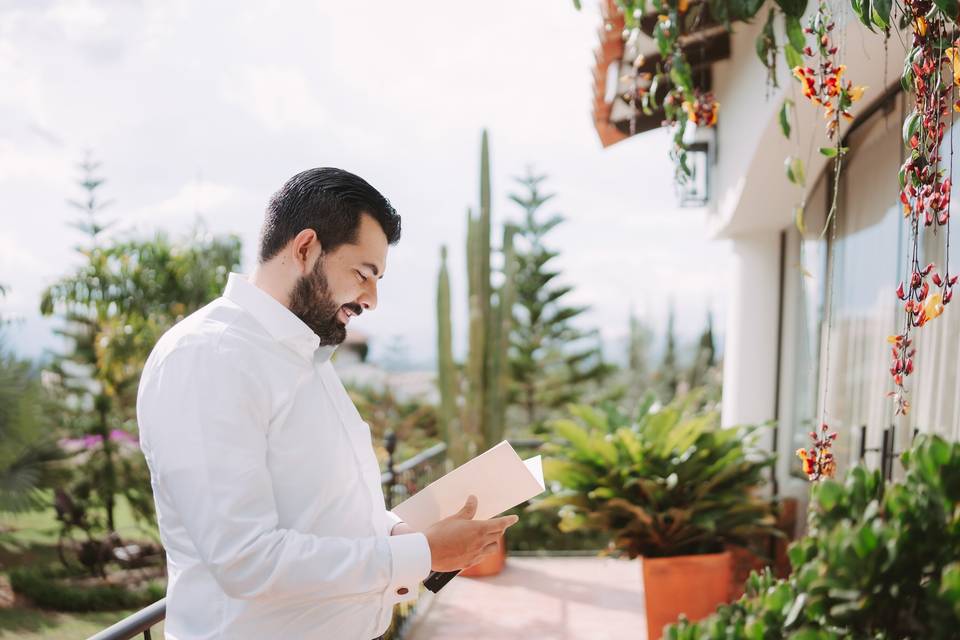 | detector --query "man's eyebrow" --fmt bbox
[362,262,384,279]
